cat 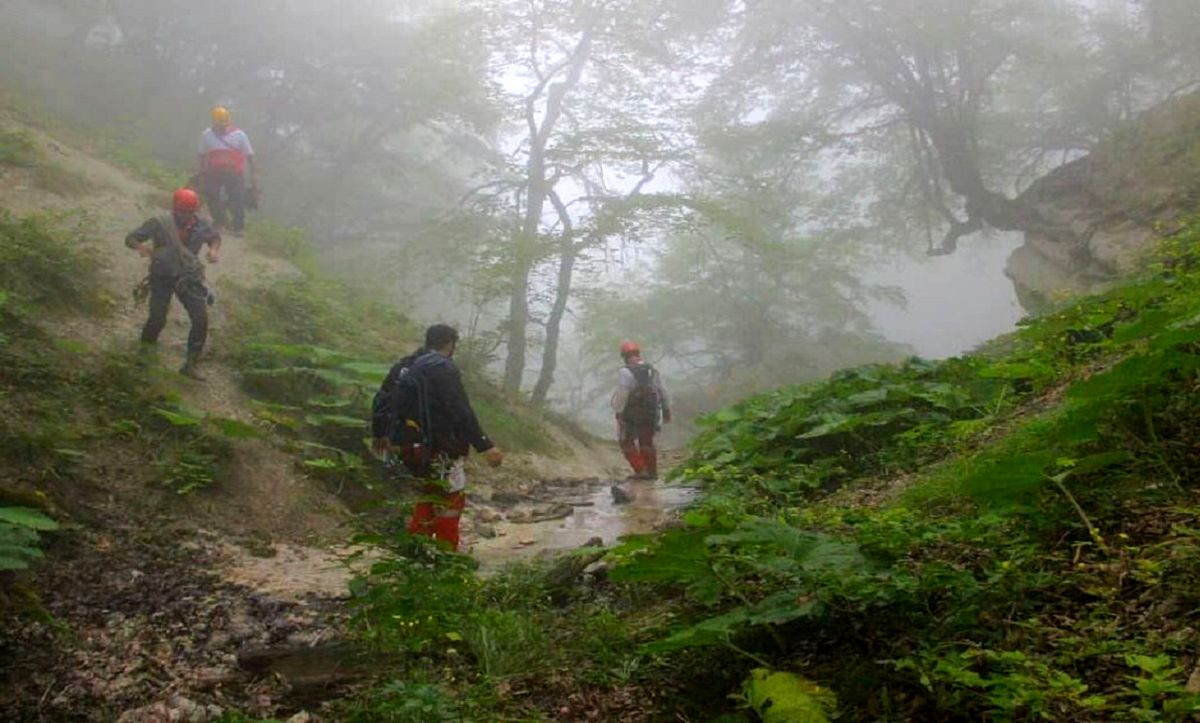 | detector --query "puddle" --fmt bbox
[468,479,698,569]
